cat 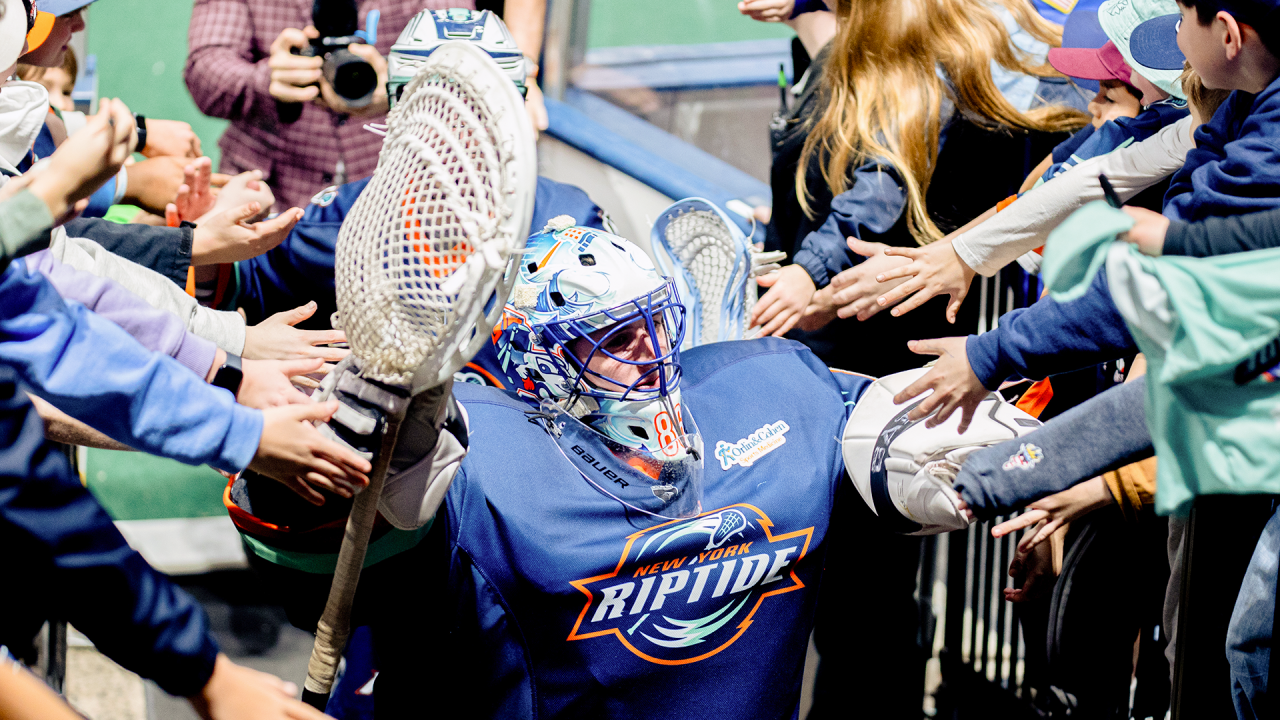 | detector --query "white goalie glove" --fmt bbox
[842,369,1042,535]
